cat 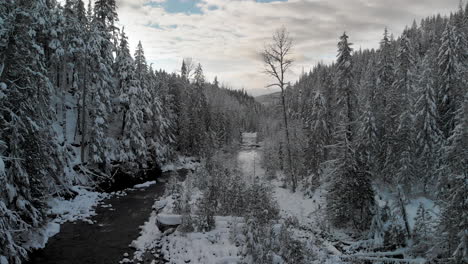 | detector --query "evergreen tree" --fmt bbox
[304,91,330,178]
[387,32,418,190]
[148,69,174,164]
[187,64,210,156]
[376,28,395,179]
[0,0,63,262]
[437,22,467,138]
[369,205,385,249]
[358,100,379,177]
[86,12,114,169]
[415,56,442,192]
[114,29,146,168]
[94,0,118,42]
[327,33,374,230]
[437,92,468,262]
[412,203,434,254]
[196,182,217,232]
